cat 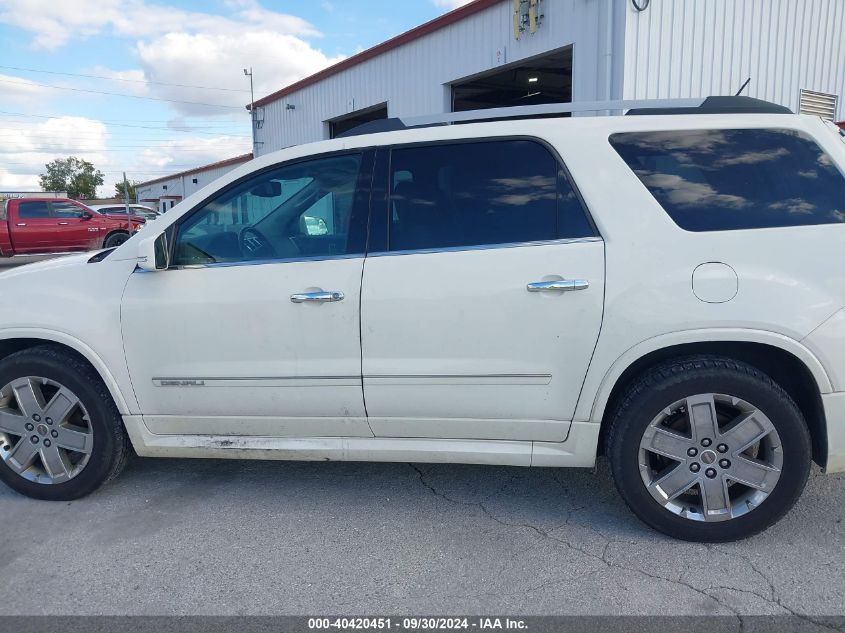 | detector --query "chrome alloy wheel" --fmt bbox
[638,393,783,522]
[0,377,93,484]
